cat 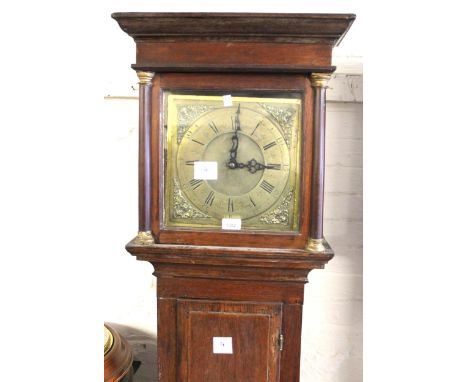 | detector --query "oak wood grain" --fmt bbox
[176,299,282,381]
[136,41,332,69]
